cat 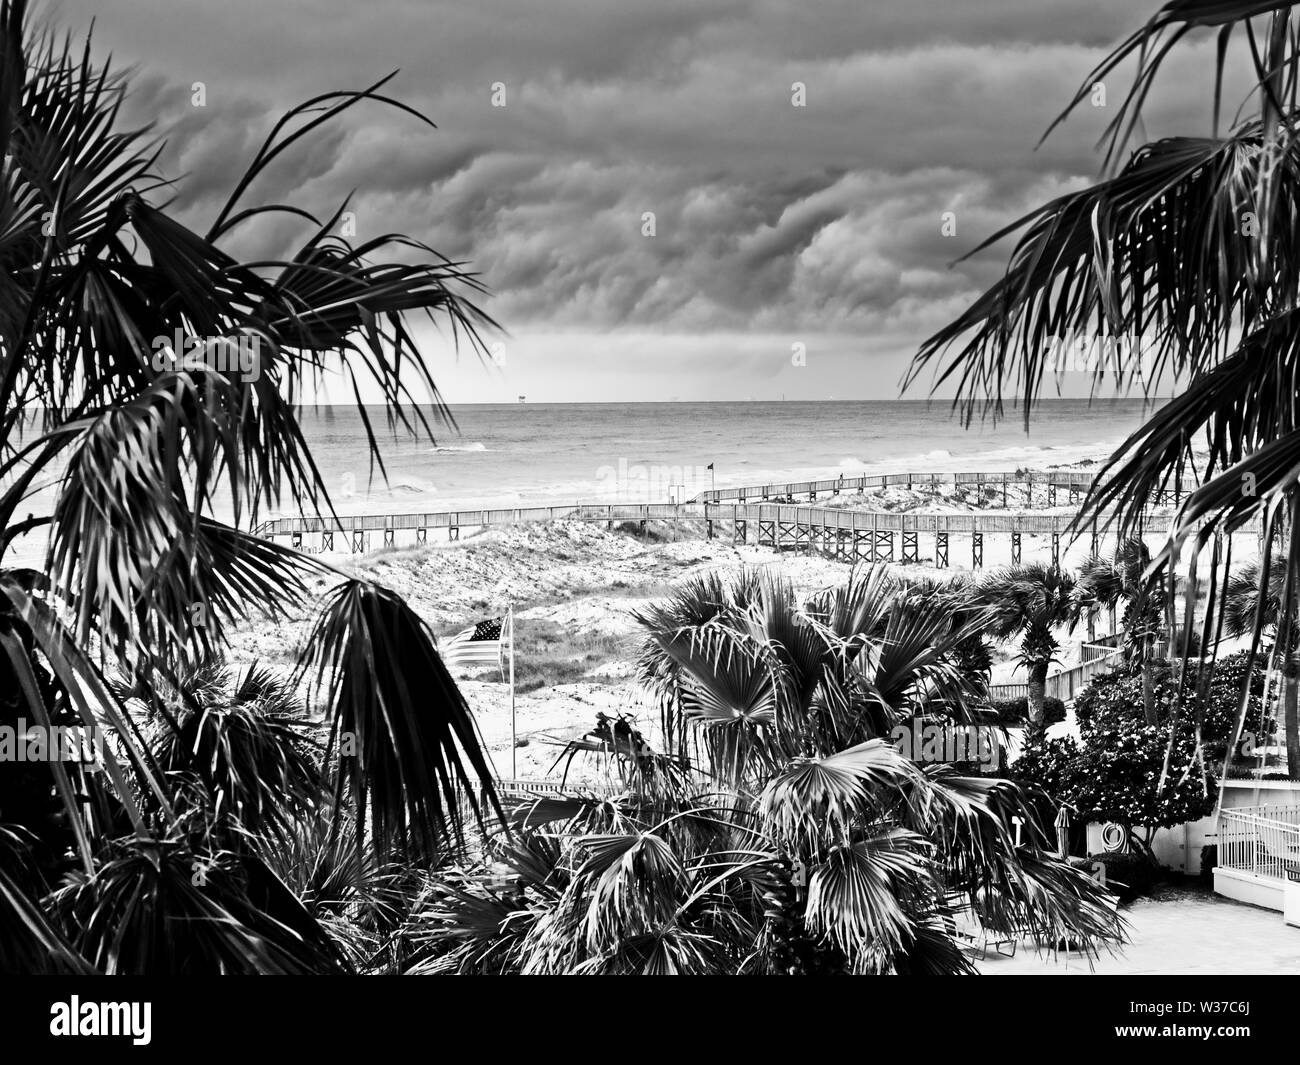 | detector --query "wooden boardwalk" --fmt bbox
[690,468,1117,507]
[250,466,1210,569]
[253,500,1113,567]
